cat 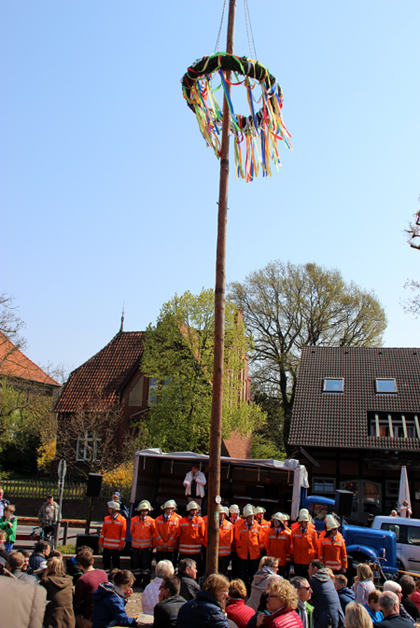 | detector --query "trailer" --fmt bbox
[130,449,309,520]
